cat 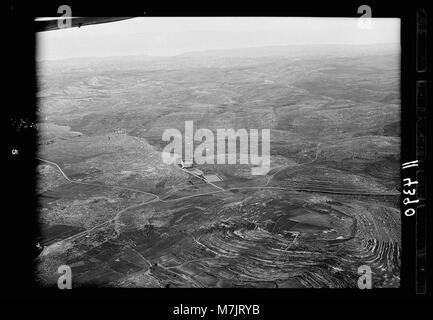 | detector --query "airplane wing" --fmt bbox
[35,17,135,32]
